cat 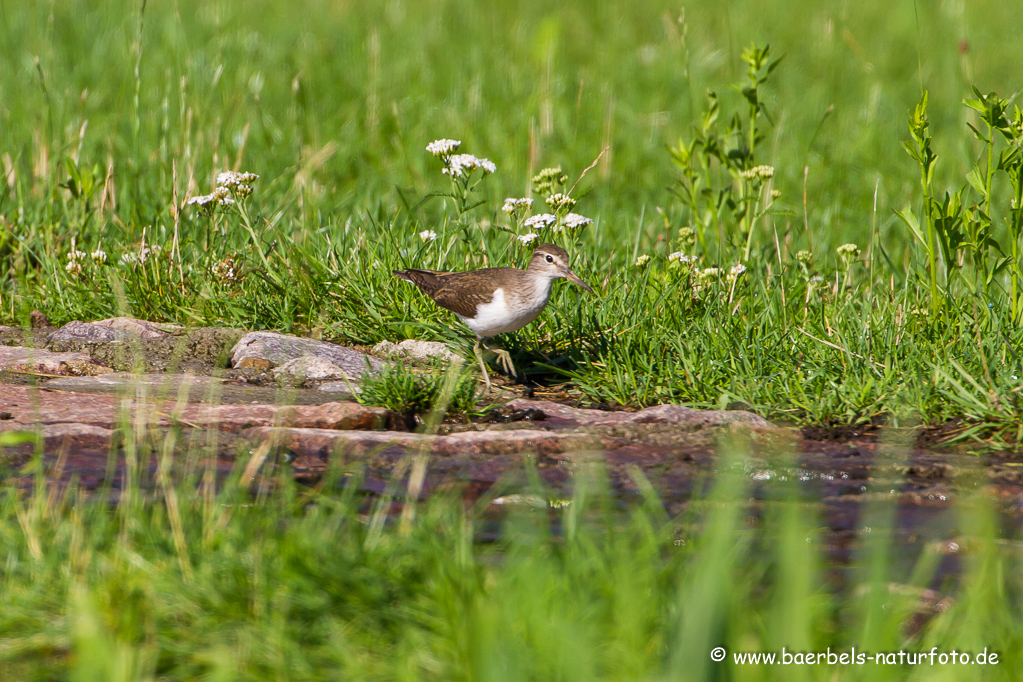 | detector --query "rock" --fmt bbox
[231,331,382,379]
[48,317,180,342]
[0,346,113,376]
[0,386,395,433]
[44,372,225,391]
[505,399,772,429]
[273,356,352,381]
[373,340,461,363]
[0,422,114,451]
[317,381,359,398]
[29,310,51,329]
[243,426,607,459]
